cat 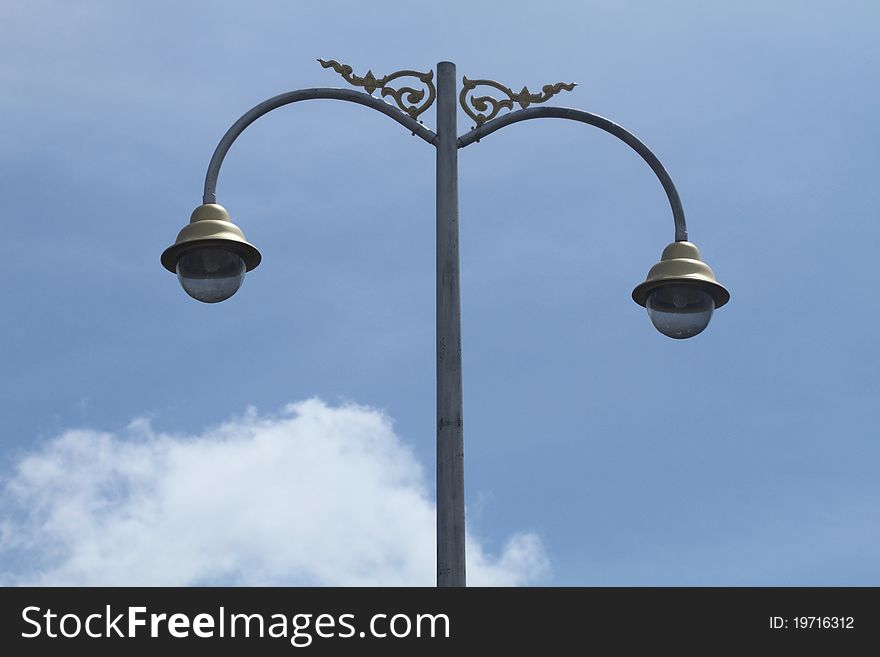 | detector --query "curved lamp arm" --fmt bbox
[457,106,688,242]
[203,88,438,205]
